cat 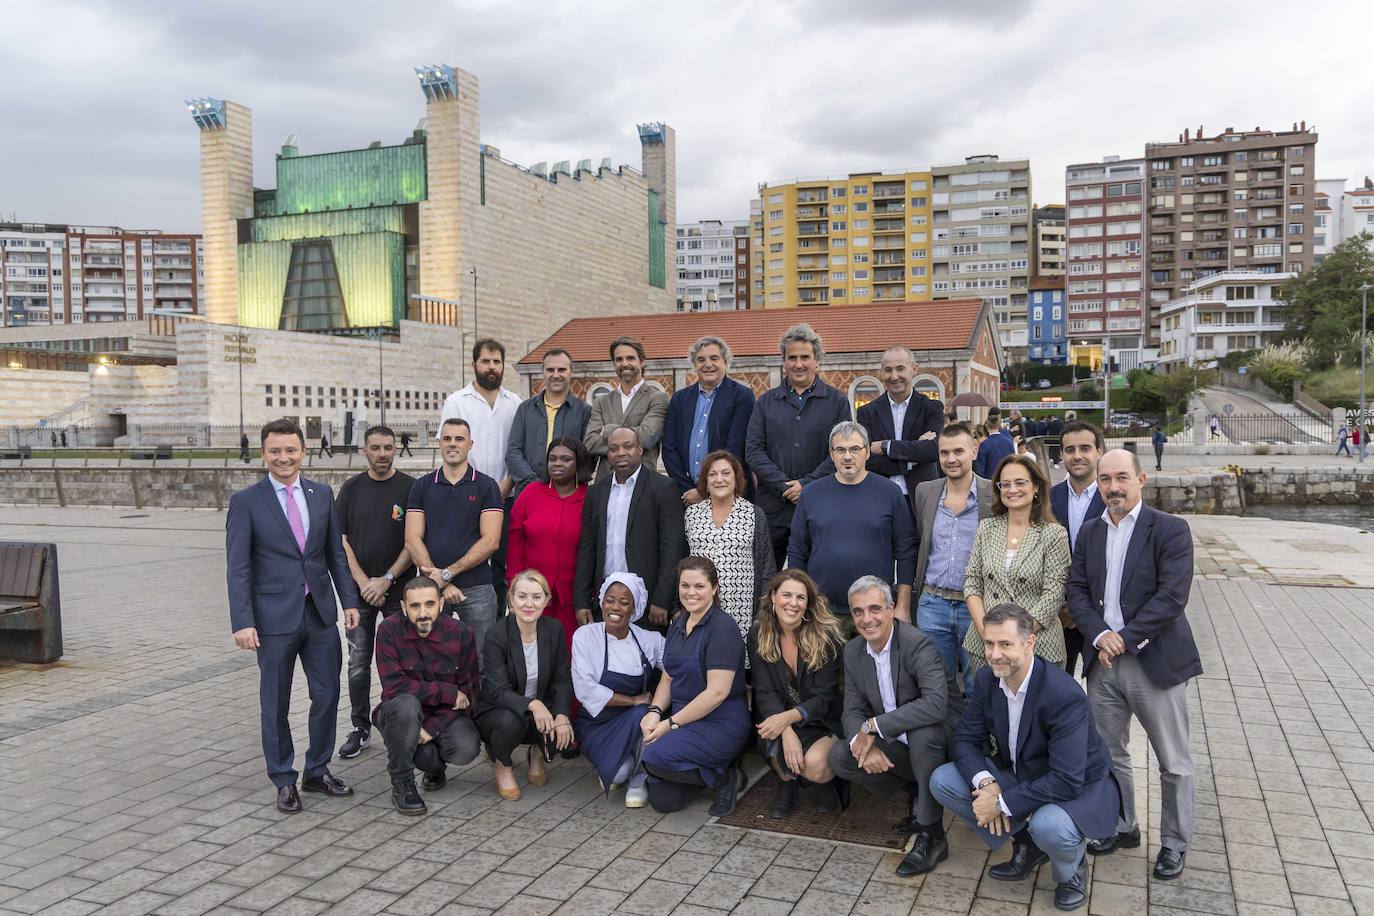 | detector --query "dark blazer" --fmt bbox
[973,429,1015,479]
[1050,480,1105,552]
[840,620,963,741]
[954,659,1120,840]
[506,392,592,496]
[748,625,843,738]
[662,377,755,495]
[226,476,360,635]
[857,392,945,497]
[574,468,687,613]
[477,615,573,719]
[911,475,995,592]
[745,379,852,529]
[1067,504,1201,689]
